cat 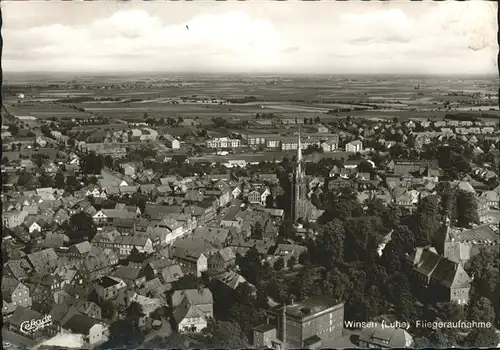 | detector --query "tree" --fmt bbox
[463,328,498,348]
[273,257,285,271]
[278,220,295,240]
[204,320,249,349]
[468,297,496,324]
[290,266,317,300]
[129,191,147,213]
[298,250,310,265]
[319,190,362,225]
[455,190,479,227]
[17,173,35,187]
[39,174,53,188]
[101,300,115,320]
[54,171,66,189]
[41,124,51,137]
[382,203,402,229]
[365,197,387,218]
[357,160,374,173]
[322,268,352,301]
[251,221,263,239]
[427,328,457,348]
[80,152,103,175]
[416,195,441,241]
[104,155,114,168]
[311,219,345,267]
[237,248,262,286]
[105,319,144,348]
[65,175,79,191]
[126,301,145,327]
[466,250,499,326]
[172,274,204,291]
[435,302,465,322]
[438,182,457,222]
[67,212,97,242]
